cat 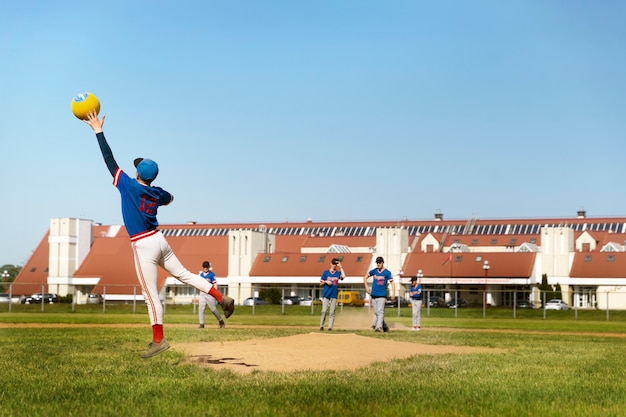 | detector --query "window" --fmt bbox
[454,255,462,262]
[281,256,289,263]
[263,256,270,263]
[607,255,615,262]
[584,255,592,262]
[509,238,517,245]
[475,256,483,262]
[318,256,326,263]
[299,256,307,262]
[490,239,497,245]
[471,239,478,245]
[356,256,363,262]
